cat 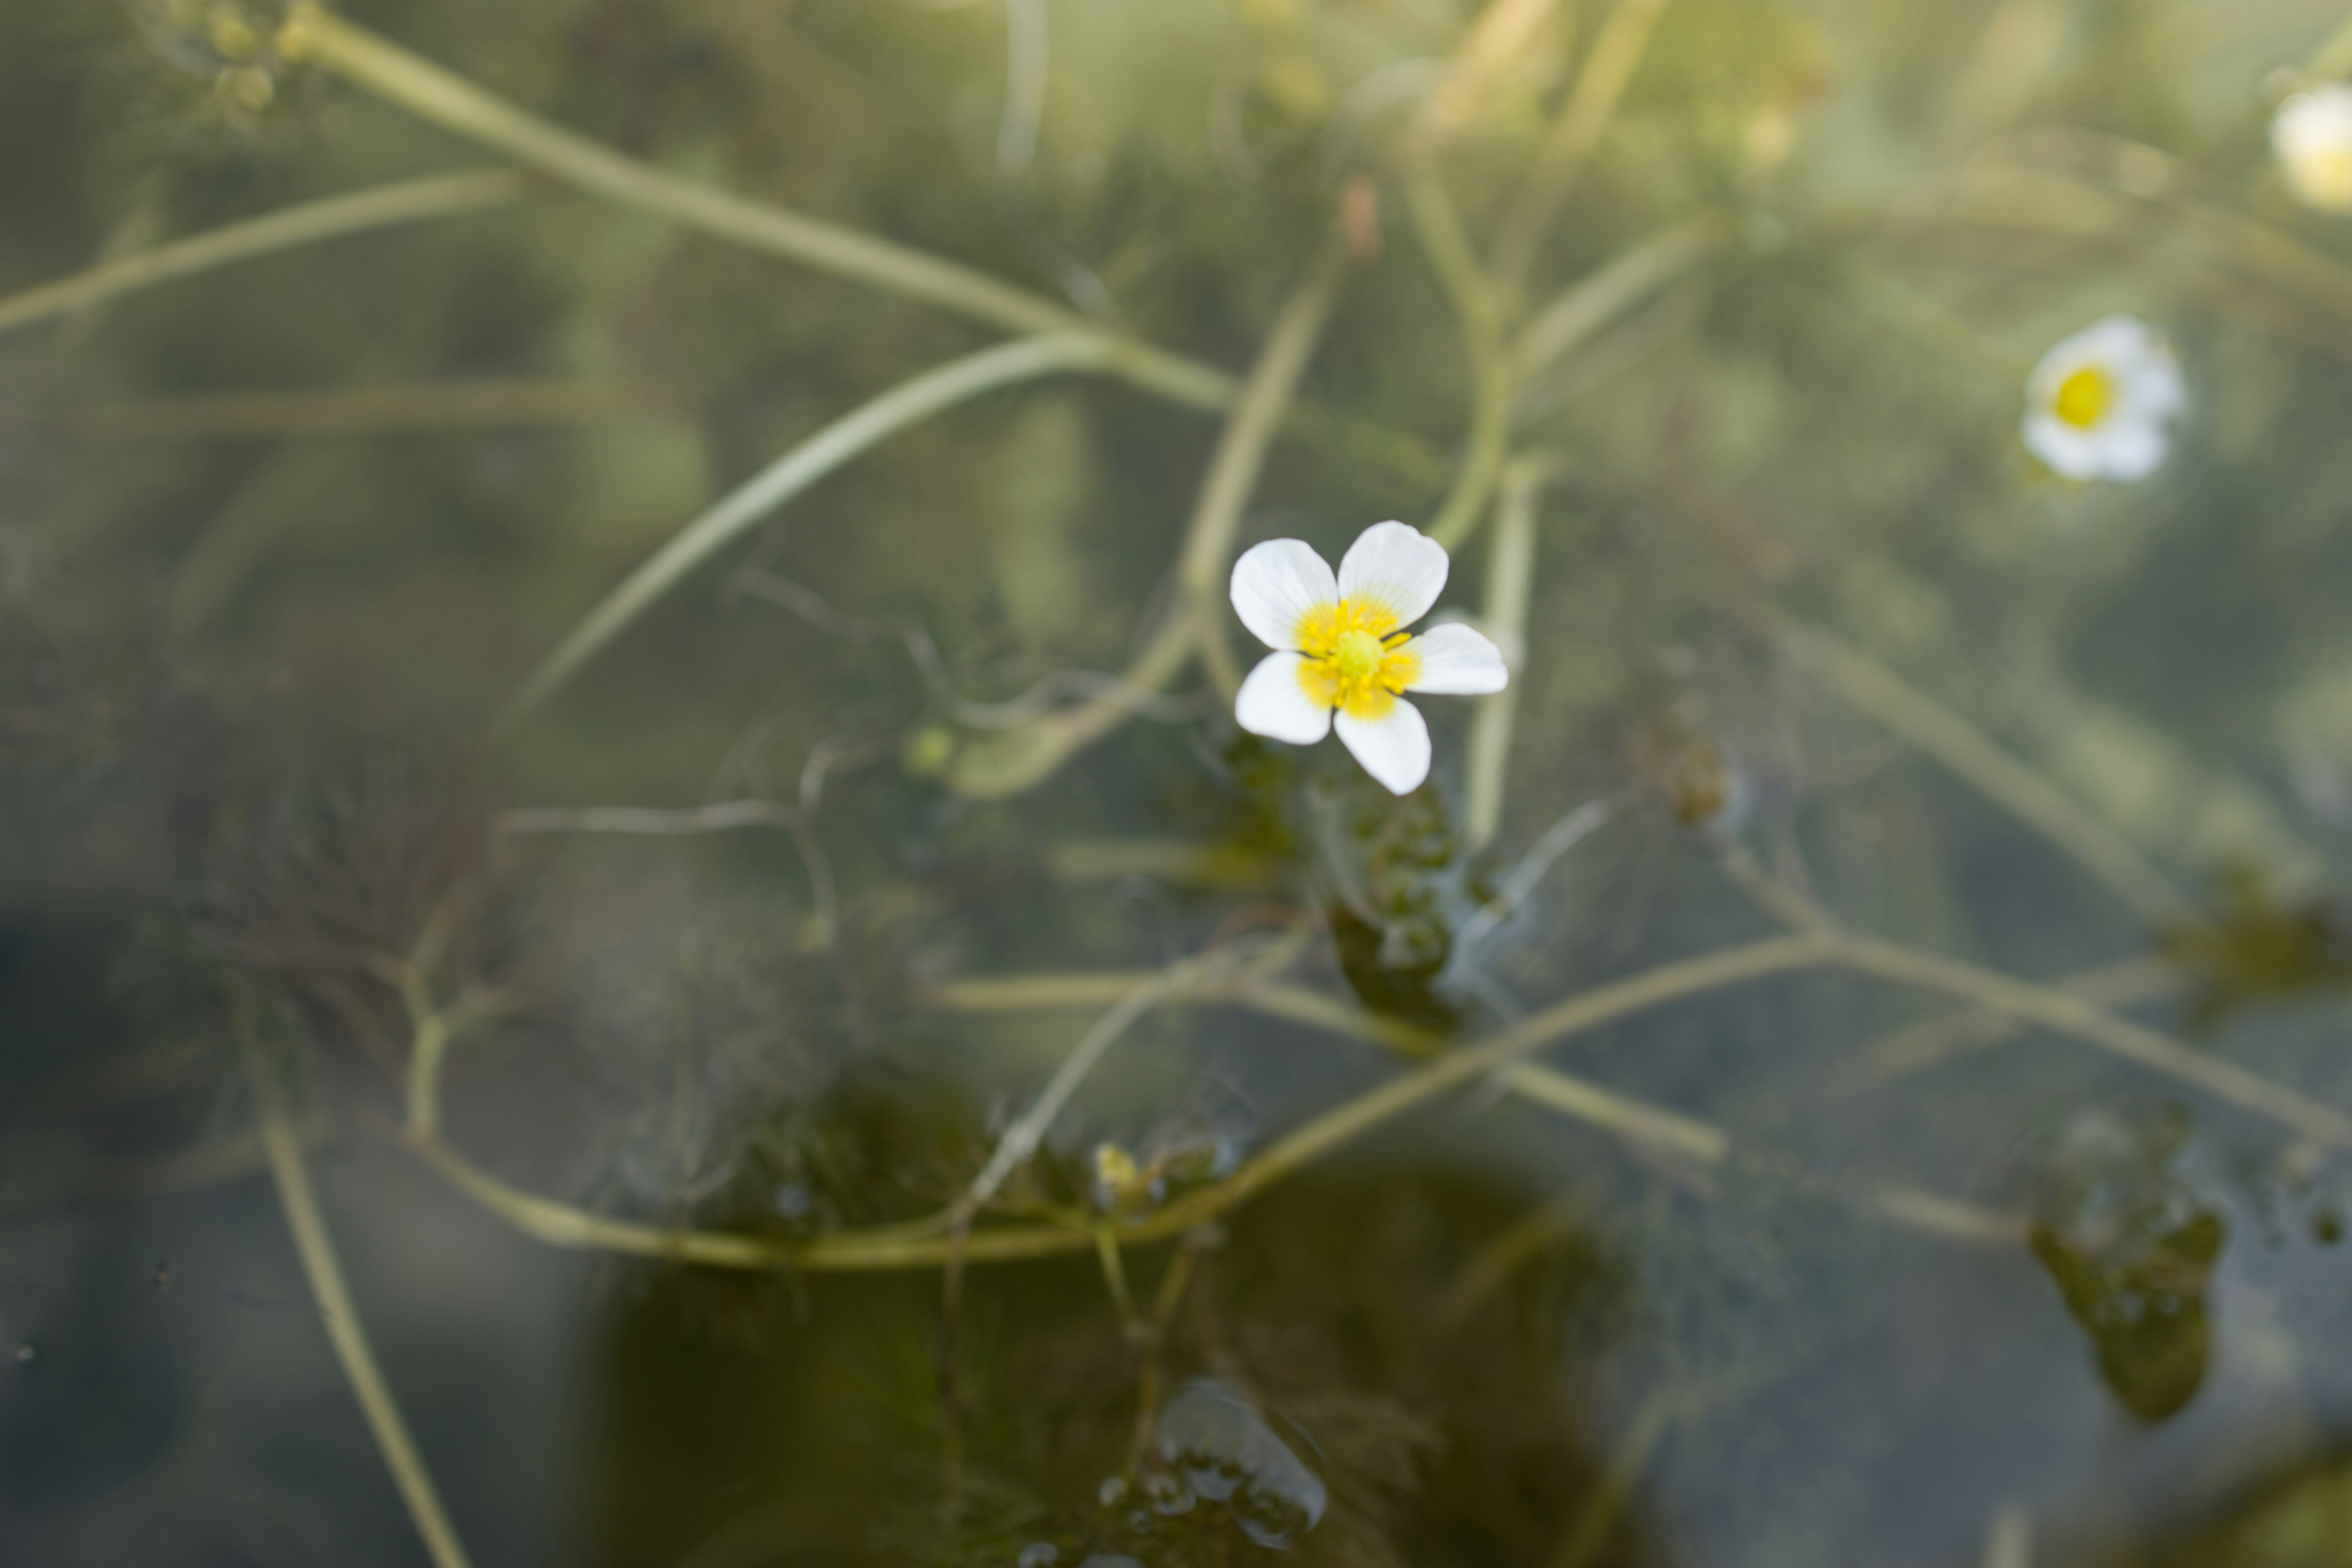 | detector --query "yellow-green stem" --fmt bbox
[0,170,527,340]
[1491,0,1674,289]
[246,1047,475,1568]
[1408,167,1511,552]
[287,8,1235,414]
